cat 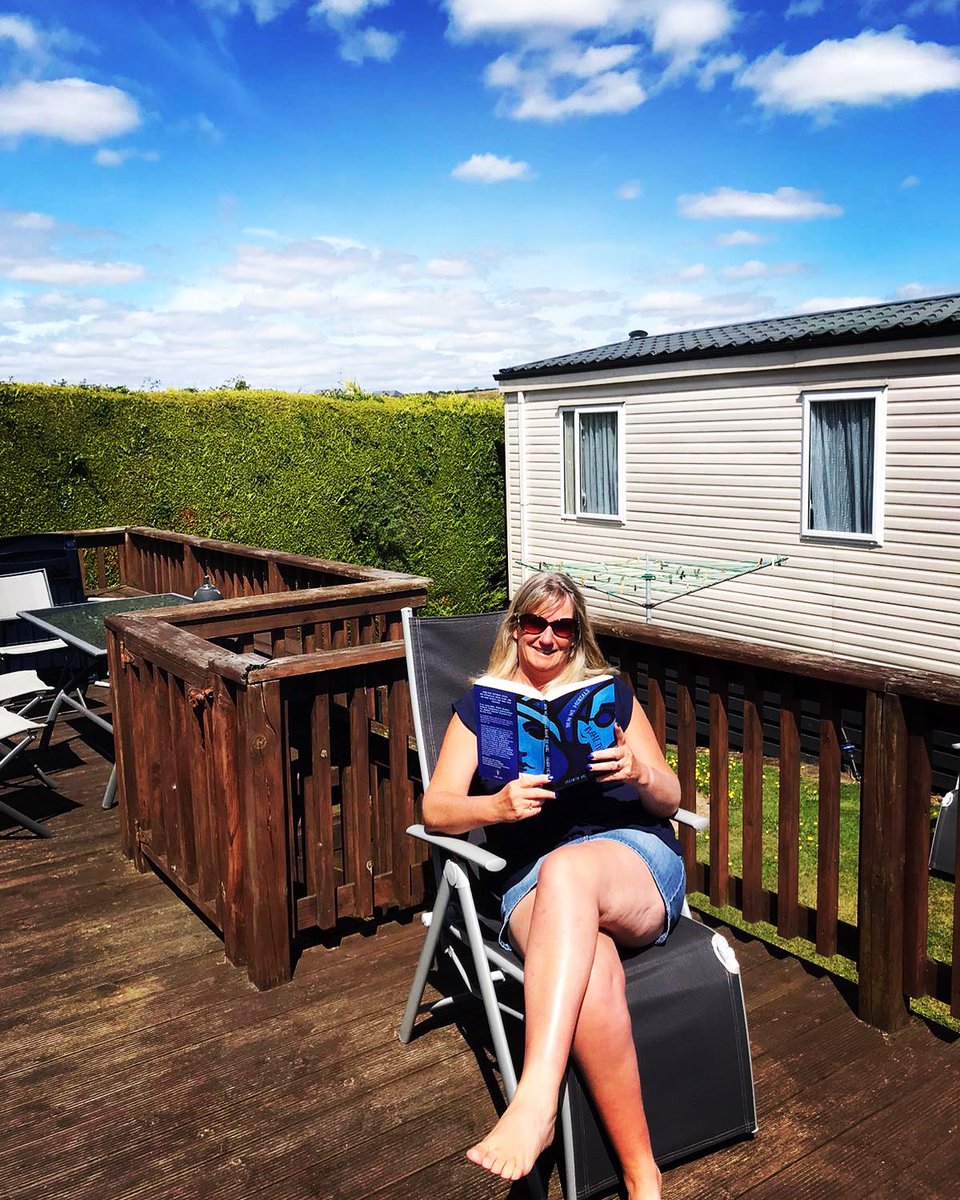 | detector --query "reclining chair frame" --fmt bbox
[396,606,754,1200]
